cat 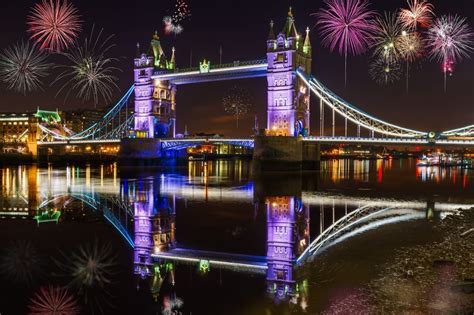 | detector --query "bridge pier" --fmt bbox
[253,136,320,172]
